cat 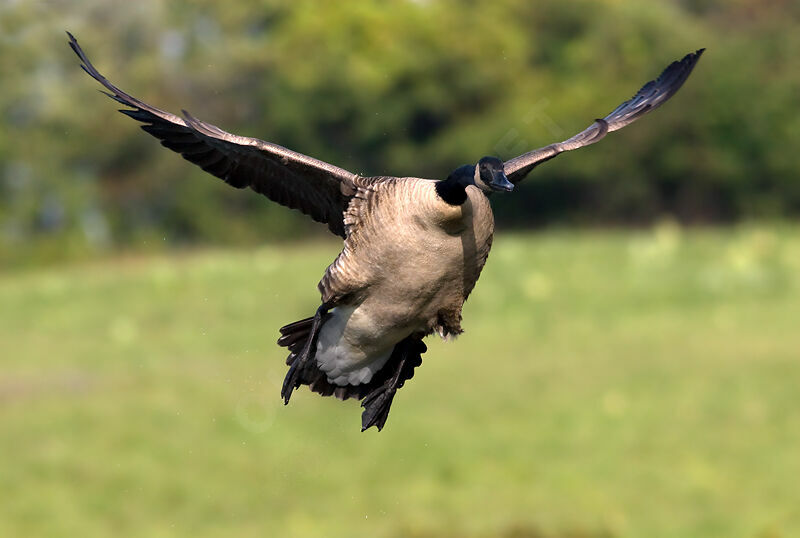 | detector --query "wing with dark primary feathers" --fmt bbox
[504,49,705,184]
[68,32,361,238]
